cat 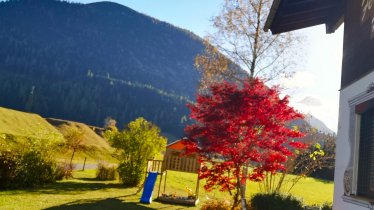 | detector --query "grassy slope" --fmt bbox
[0,107,63,139]
[0,107,116,164]
[46,118,116,164]
[0,170,333,210]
